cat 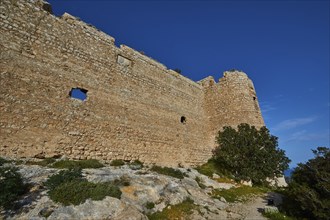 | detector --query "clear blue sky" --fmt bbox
[48,0,329,167]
